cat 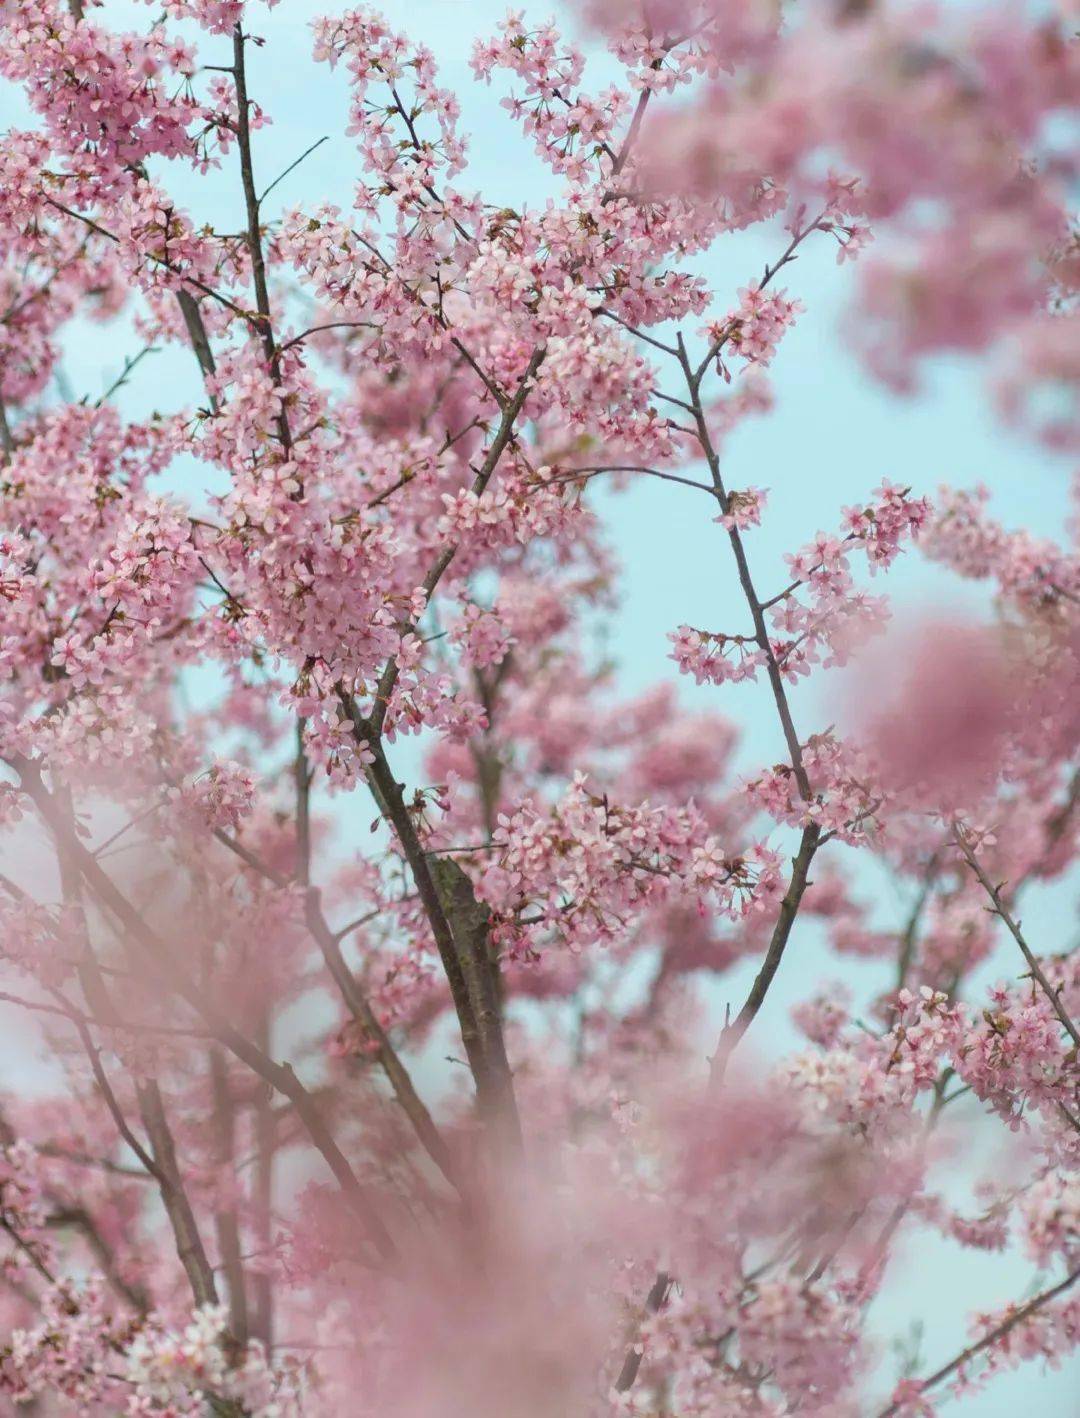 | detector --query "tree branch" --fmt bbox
[710,824,822,1085]
[210,824,459,1186]
[877,1267,1080,1416]
[11,755,397,1263]
[954,824,1080,1048]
